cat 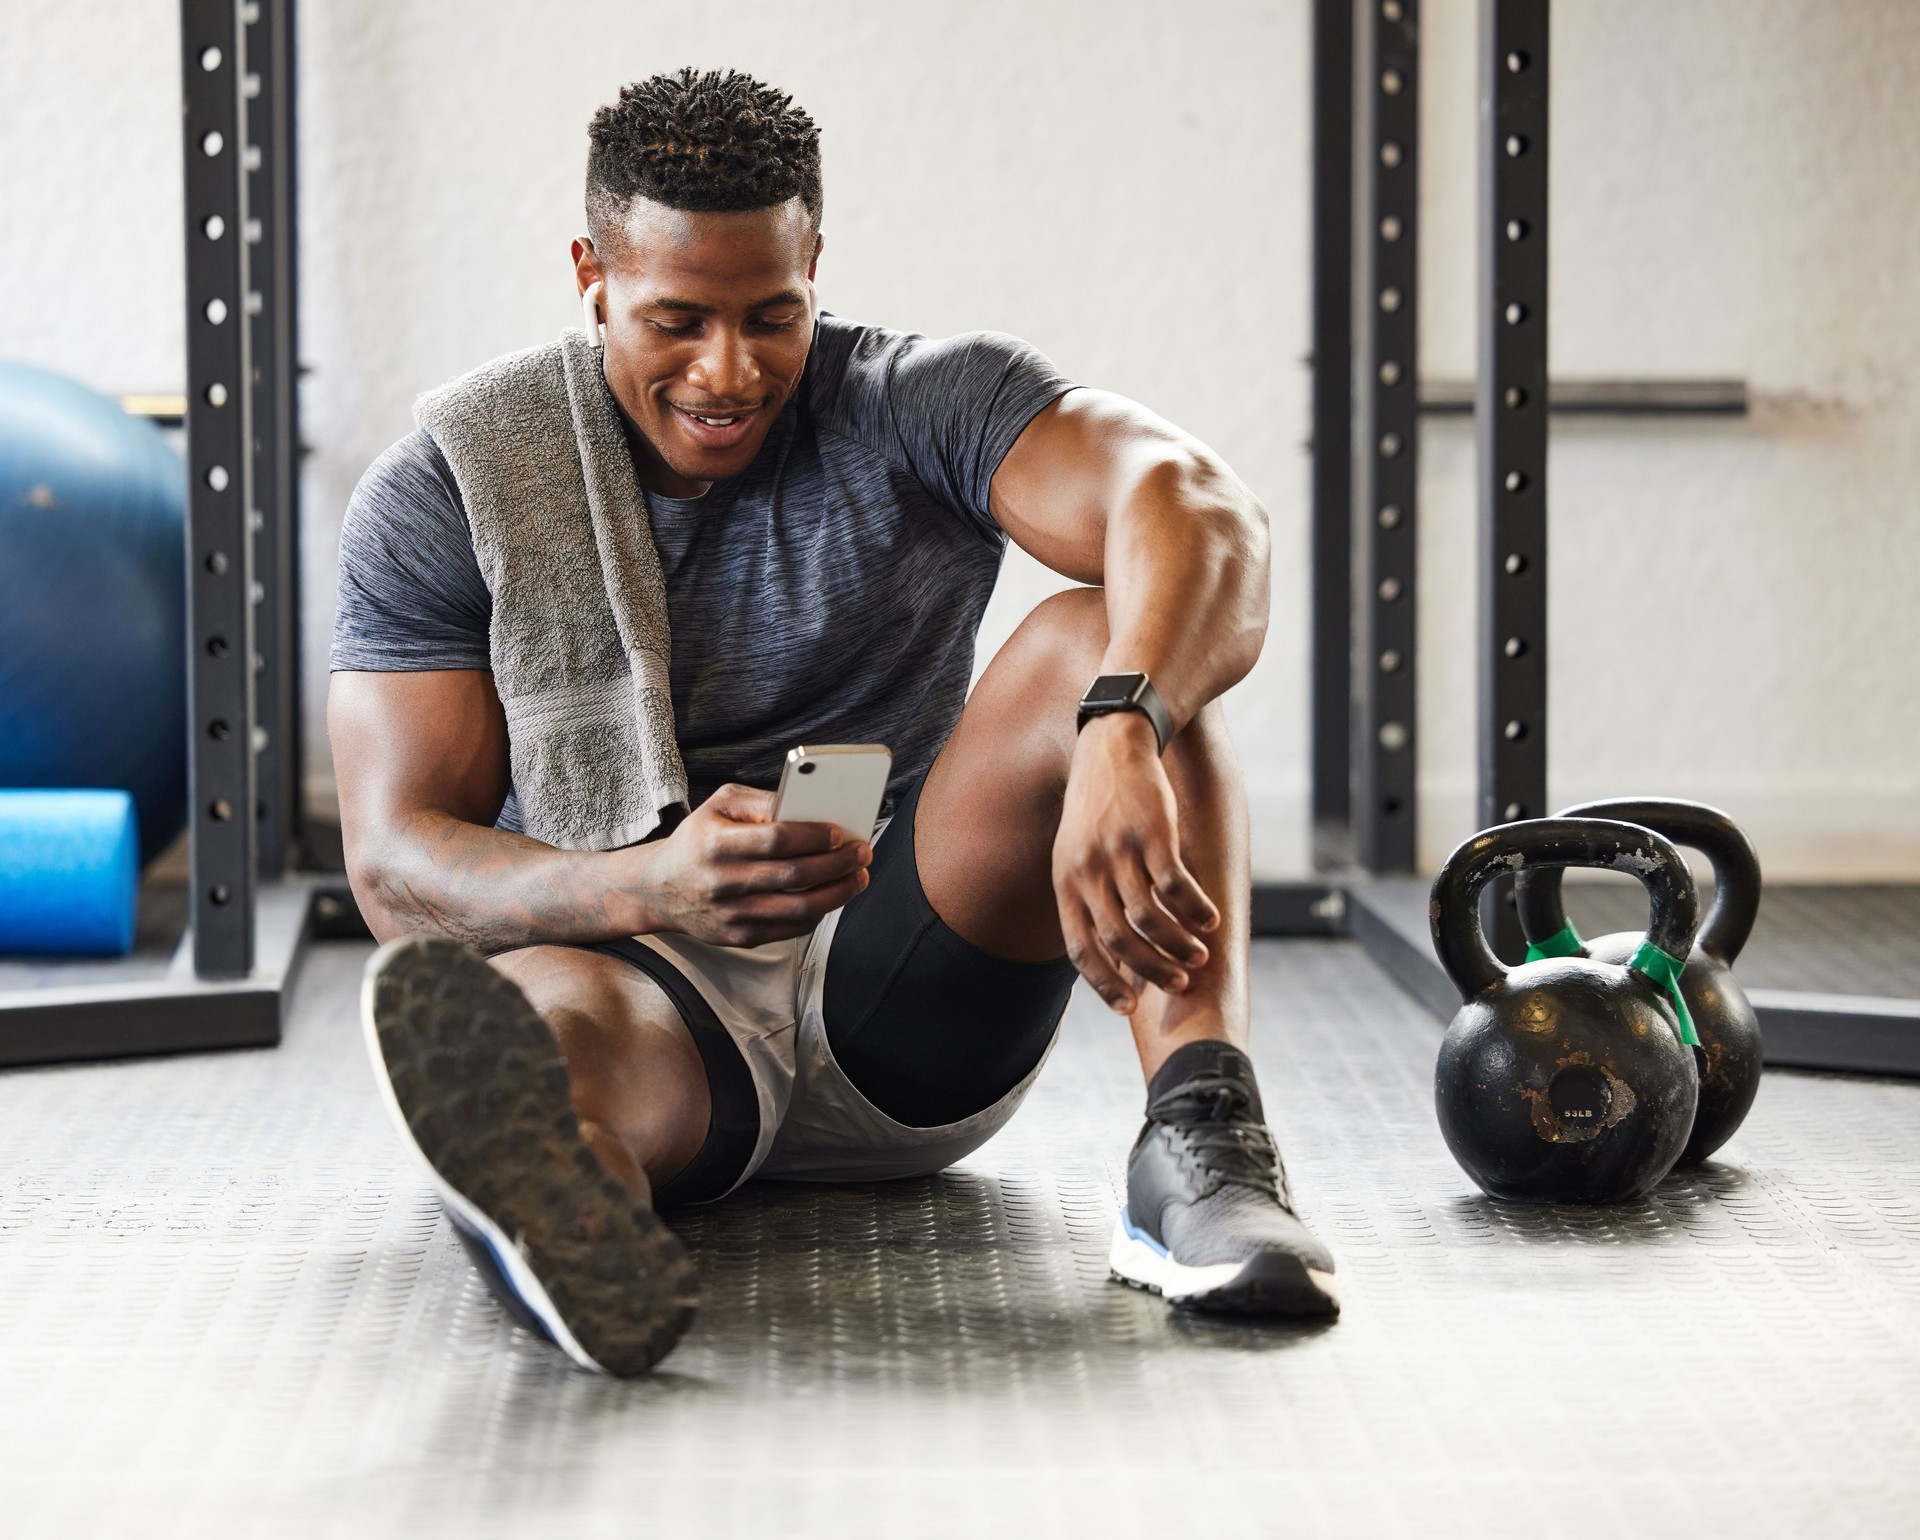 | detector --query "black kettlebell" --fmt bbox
[1432,818,1702,1204]
[1515,798,1762,1167]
